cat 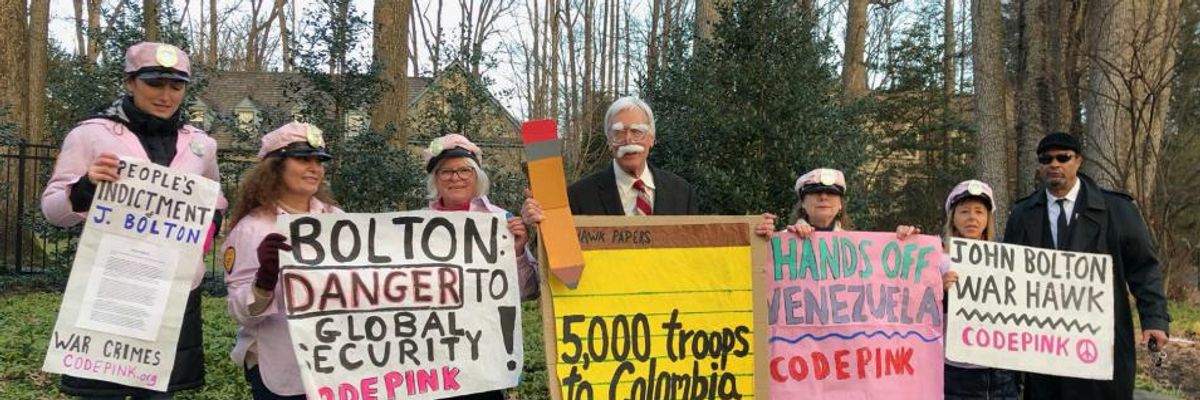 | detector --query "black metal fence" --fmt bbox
[1,140,527,287]
[1,143,64,275]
